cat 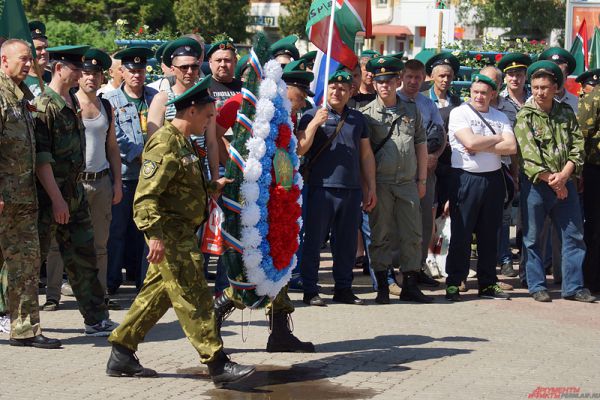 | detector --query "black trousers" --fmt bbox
[583,163,600,292]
